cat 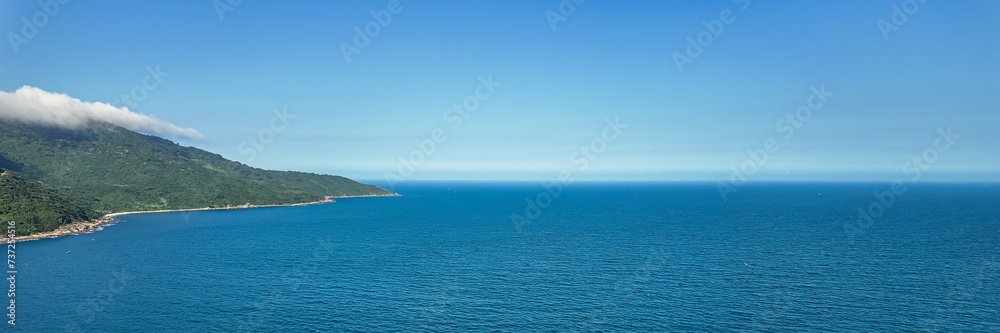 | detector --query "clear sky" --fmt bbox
[1,0,997,181]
